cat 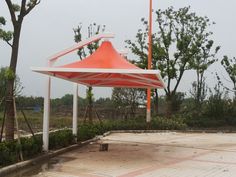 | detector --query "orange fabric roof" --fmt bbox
[60,41,139,69]
[32,41,165,89]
